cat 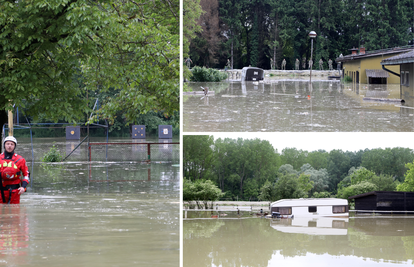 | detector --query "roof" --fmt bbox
[381,50,414,65]
[335,47,414,63]
[365,69,389,78]
[348,191,413,199]
[271,198,347,207]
